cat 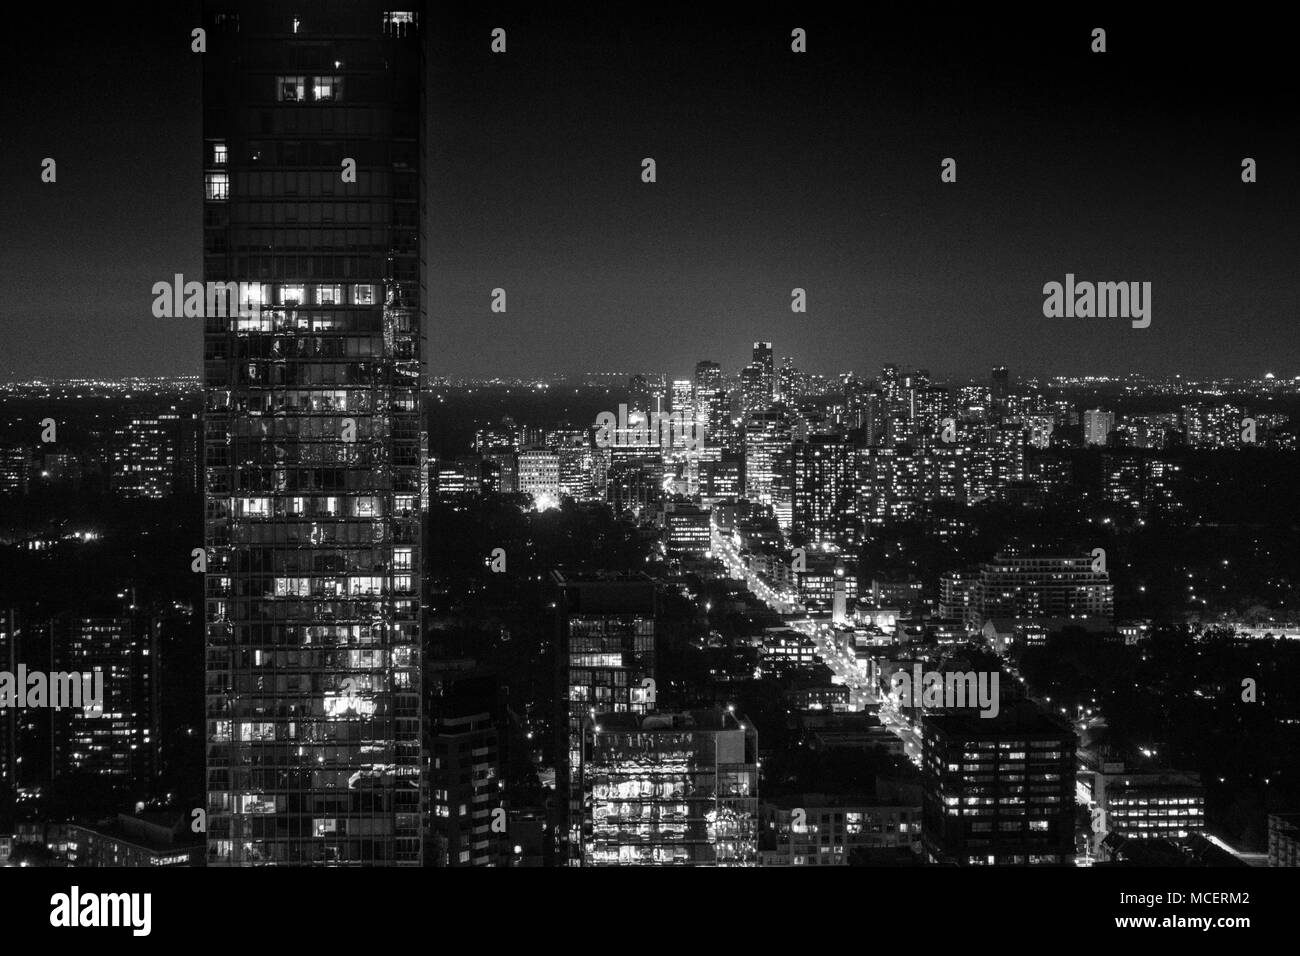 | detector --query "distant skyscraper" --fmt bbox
[1083,409,1115,446]
[53,616,157,787]
[0,446,30,496]
[202,0,426,866]
[792,434,852,545]
[991,366,1010,411]
[777,355,800,404]
[744,410,794,528]
[111,410,200,498]
[671,379,693,417]
[750,341,775,409]
[740,364,768,418]
[517,449,562,503]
